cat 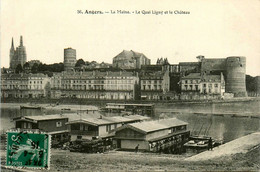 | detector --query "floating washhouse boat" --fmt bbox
[114,118,190,154]
[20,105,44,110]
[66,114,150,141]
[12,114,73,147]
[101,103,155,116]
